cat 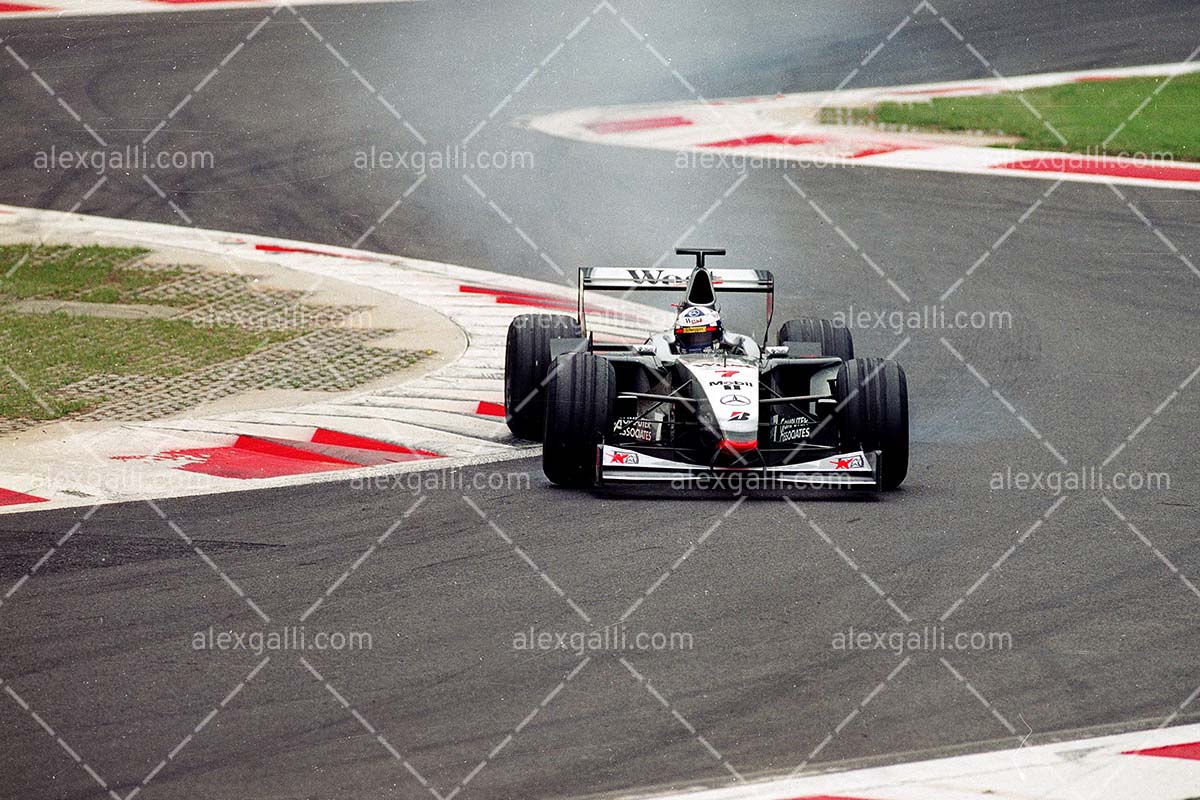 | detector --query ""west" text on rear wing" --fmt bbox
[577,266,774,339]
